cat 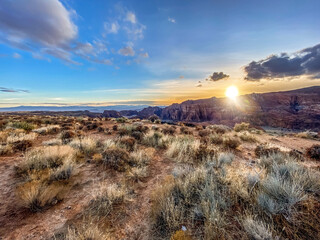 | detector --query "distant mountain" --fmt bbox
[1,87,319,130]
[0,105,153,112]
[161,86,320,130]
